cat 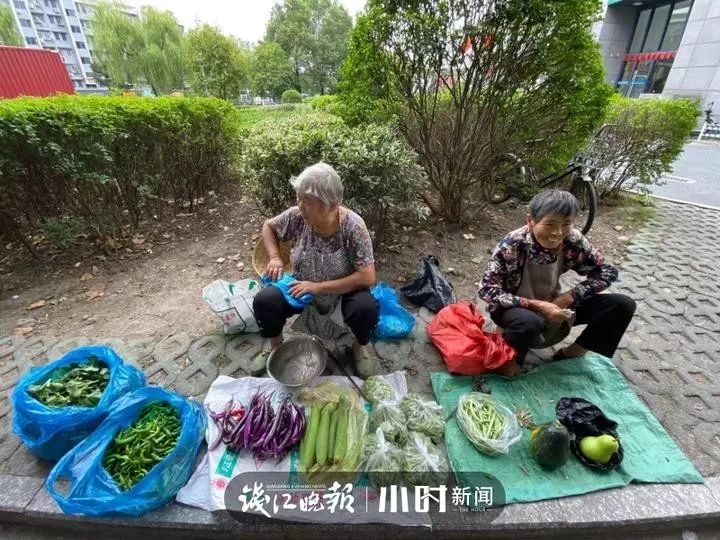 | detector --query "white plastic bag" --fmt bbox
[202,279,260,334]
